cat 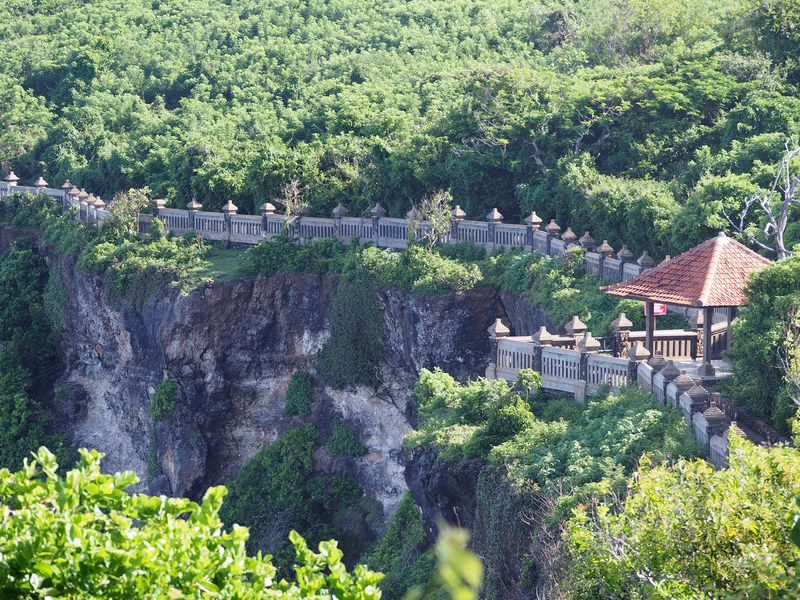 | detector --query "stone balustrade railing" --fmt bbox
[0,173,672,286]
[487,314,746,469]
